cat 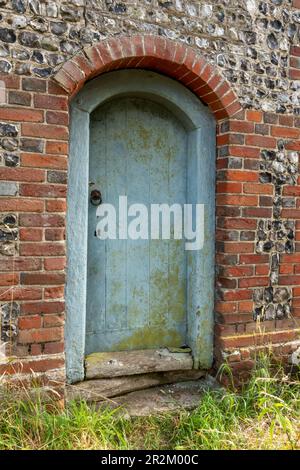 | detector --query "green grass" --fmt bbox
[0,355,299,450]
